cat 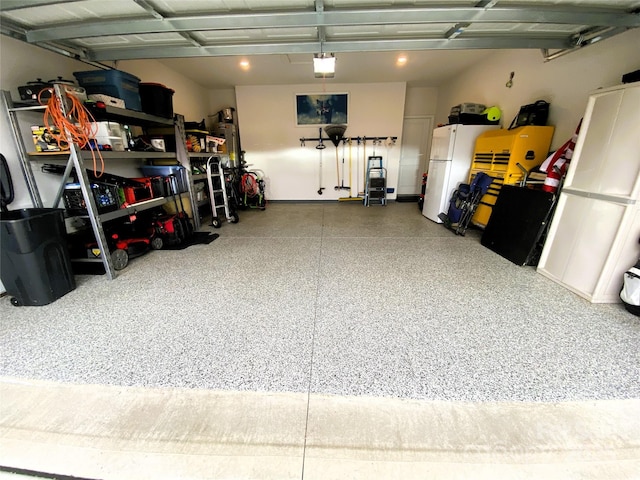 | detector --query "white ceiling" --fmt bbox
[1,0,638,89]
[154,50,496,89]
